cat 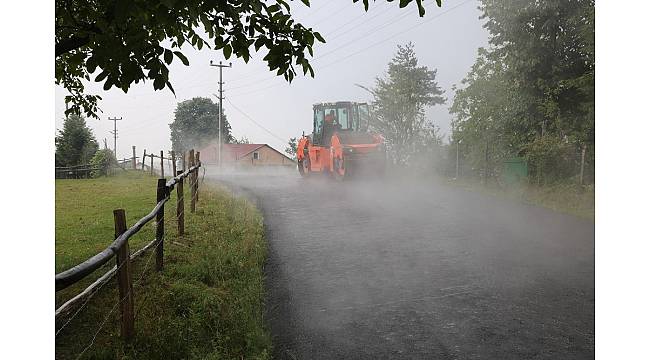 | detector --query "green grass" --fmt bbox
[55,171,271,359]
[450,178,595,220]
[55,171,160,273]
